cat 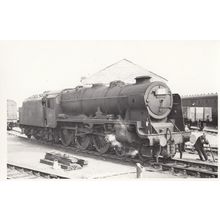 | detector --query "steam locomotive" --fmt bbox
[19,76,191,160]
